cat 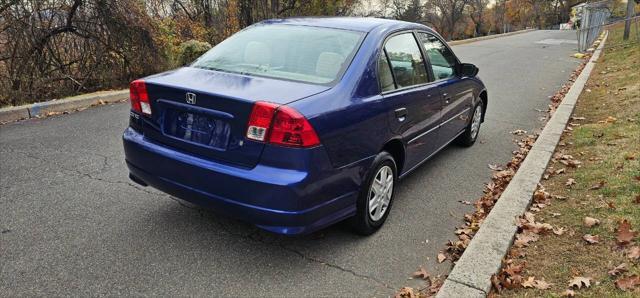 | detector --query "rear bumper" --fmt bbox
[123,127,366,235]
